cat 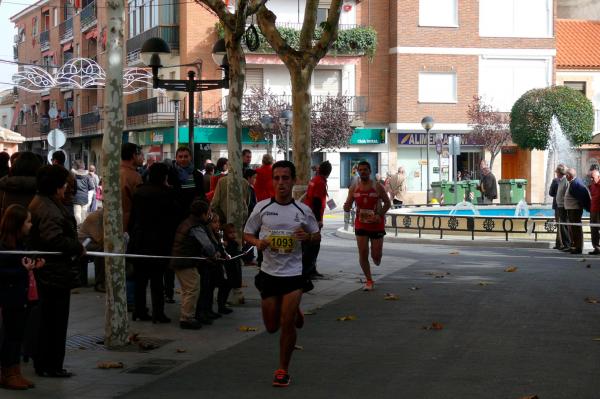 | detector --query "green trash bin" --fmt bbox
[465,180,482,205]
[431,181,443,204]
[498,179,528,204]
[440,181,467,205]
